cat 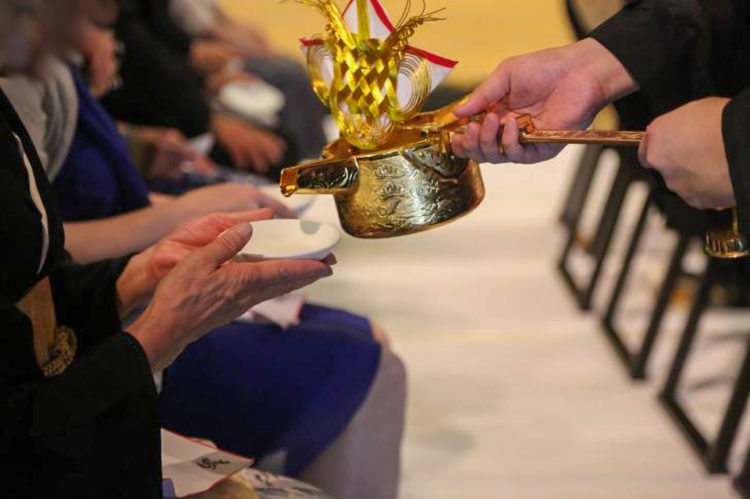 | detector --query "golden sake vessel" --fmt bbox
[281,0,484,239]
